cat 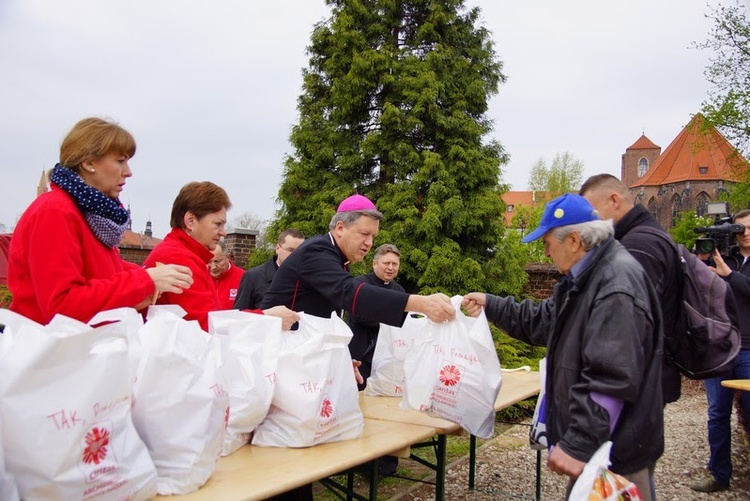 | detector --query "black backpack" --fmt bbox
[634,226,741,379]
